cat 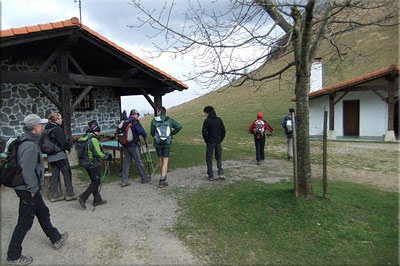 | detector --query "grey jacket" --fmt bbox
[14,131,45,193]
